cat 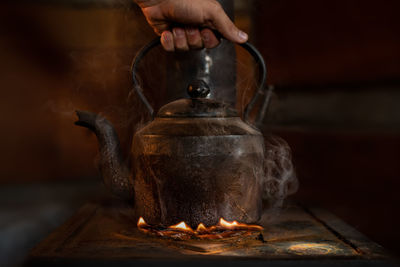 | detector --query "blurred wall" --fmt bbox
[253,0,400,86]
[252,0,400,256]
[0,1,155,182]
